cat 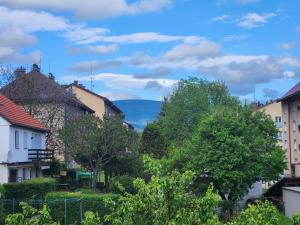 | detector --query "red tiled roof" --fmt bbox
[280,82,300,101]
[0,94,47,132]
